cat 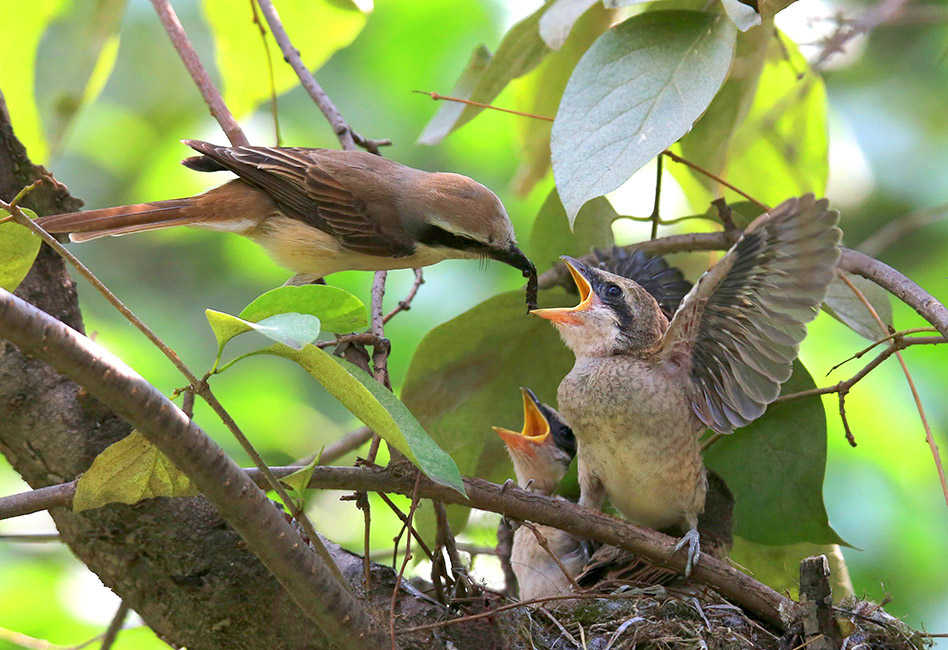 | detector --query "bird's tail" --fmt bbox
[36,198,196,242]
